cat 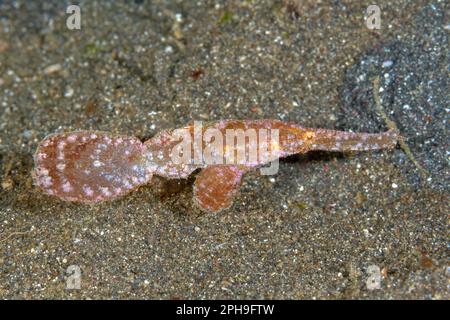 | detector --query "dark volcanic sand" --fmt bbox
[0,1,448,299]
